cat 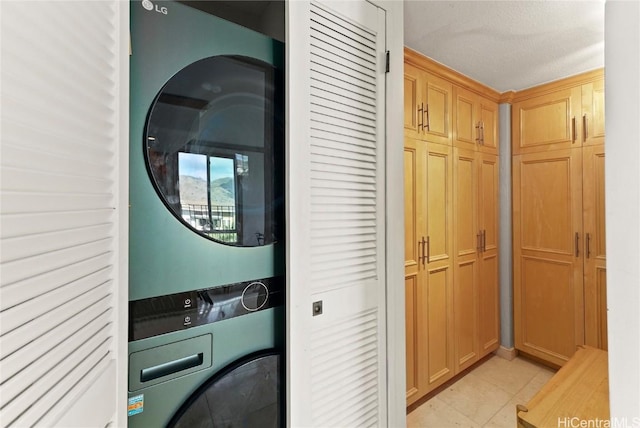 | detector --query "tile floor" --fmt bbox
[407,355,557,427]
